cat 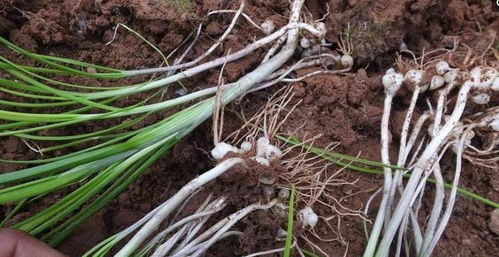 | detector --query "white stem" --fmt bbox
[151,198,227,257]
[433,83,454,133]
[364,187,382,239]
[145,195,213,254]
[244,240,297,257]
[375,81,472,257]
[77,20,311,101]
[423,135,466,257]
[208,10,264,32]
[363,93,394,257]
[172,216,229,256]
[152,226,189,257]
[409,142,451,210]
[176,211,213,251]
[177,1,246,70]
[389,87,423,251]
[409,209,423,250]
[174,231,243,257]
[399,142,451,255]
[390,86,420,200]
[123,22,321,78]
[403,113,431,162]
[190,199,279,257]
[418,164,444,256]
[417,110,448,255]
[114,158,244,257]
[262,34,287,63]
[394,212,408,257]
